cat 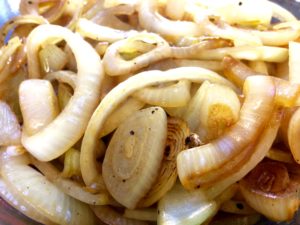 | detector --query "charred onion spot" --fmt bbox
[236,203,244,210]
[129,130,135,135]
[164,145,171,157]
[238,1,242,6]
[28,0,33,4]
[185,133,202,148]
